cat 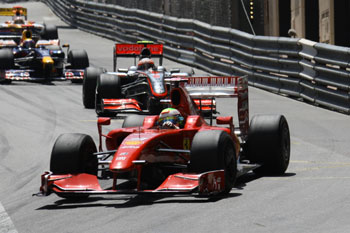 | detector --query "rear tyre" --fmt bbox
[50,133,98,199]
[83,67,104,109]
[43,24,58,39]
[68,49,89,69]
[190,130,237,194]
[122,115,146,128]
[246,115,290,175]
[95,73,122,116]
